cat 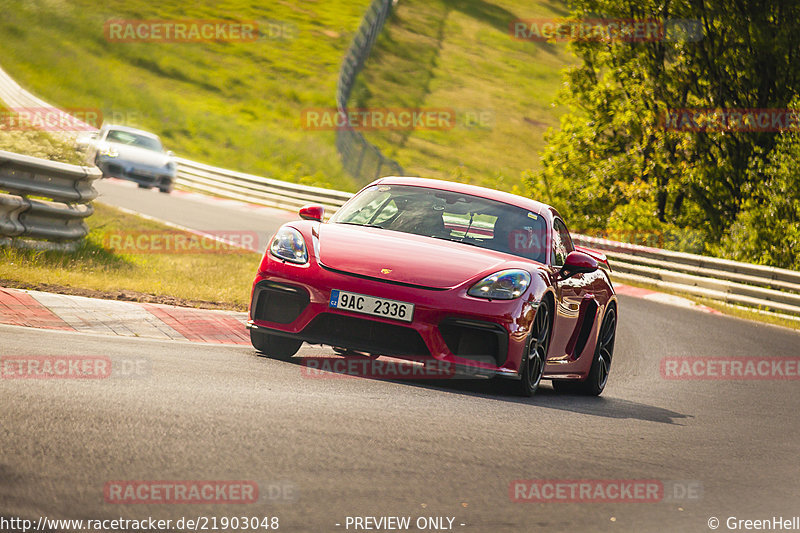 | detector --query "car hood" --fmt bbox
[317,223,514,289]
[104,142,172,167]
